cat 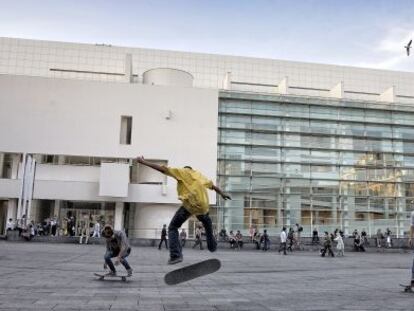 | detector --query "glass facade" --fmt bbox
[217,92,414,236]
